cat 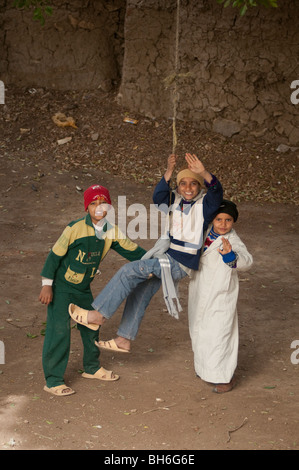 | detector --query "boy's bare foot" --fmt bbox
[87,309,106,325]
[115,336,131,351]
